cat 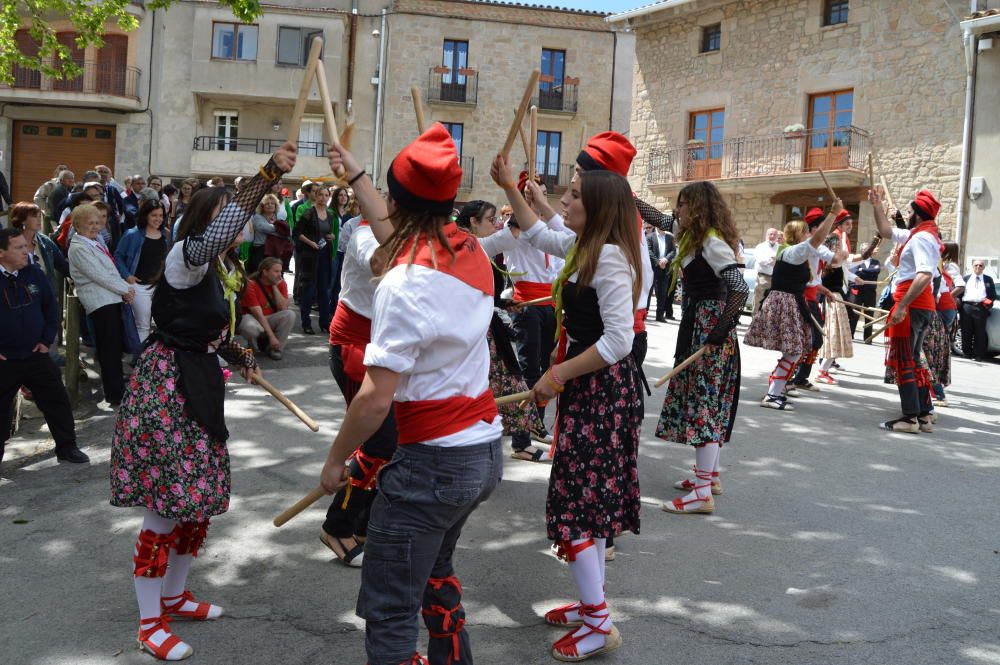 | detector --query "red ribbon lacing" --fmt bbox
[422,576,465,665]
[171,521,210,557]
[552,601,612,658]
[553,538,594,563]
[133,529,174,578]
